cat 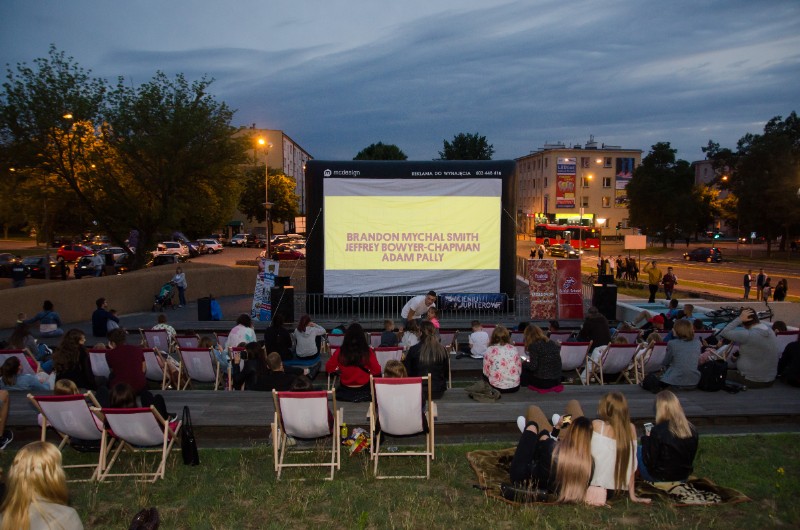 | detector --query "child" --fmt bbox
[400,319,420,350]
[427,307,440,329]
[383,360,407,378]
[380,319,399,347]
[107,309,120,332]
[457,320,490,359]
